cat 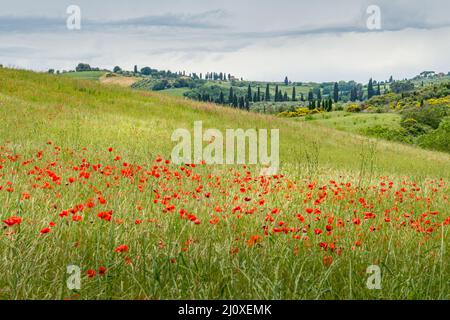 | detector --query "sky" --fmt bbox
[0,0,449,82]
